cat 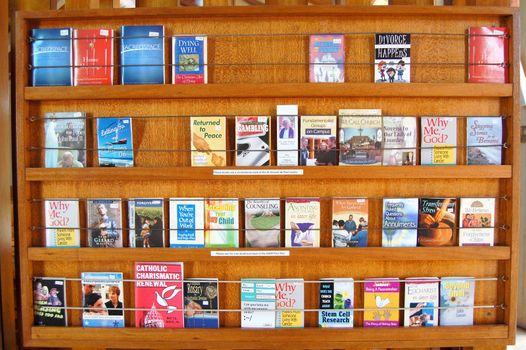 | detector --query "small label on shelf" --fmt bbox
[211,250,290,257]
[213,169,303,176]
